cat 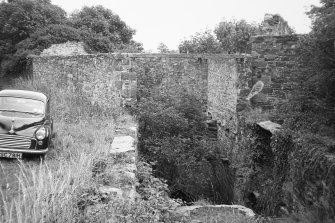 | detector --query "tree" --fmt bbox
[69,5,135,52]
[214,19,261,53]
[0,0,66,52]
[178,30,221,54]
[117,40,144,53]
[276,0,335,135]
[0,0,67,75]
[178,20,261,54]
[0,2,142,76]
[157,42,169,53]
[307,0,335,70]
